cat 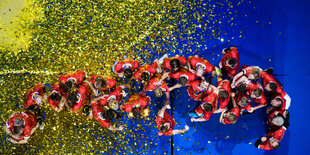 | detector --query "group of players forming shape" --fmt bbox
[4,47,291,150]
